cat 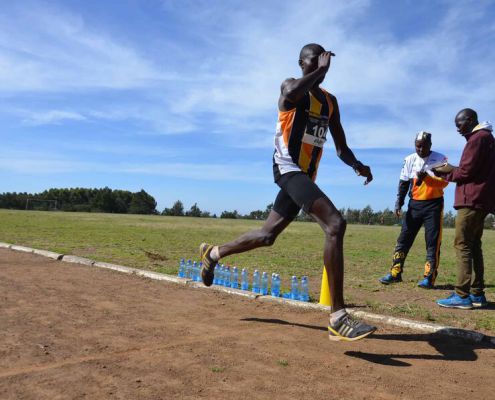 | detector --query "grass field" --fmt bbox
[1,209,494,333]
